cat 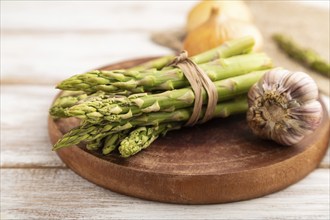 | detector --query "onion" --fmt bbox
[183,6,263,55]
[186,0,253,32]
